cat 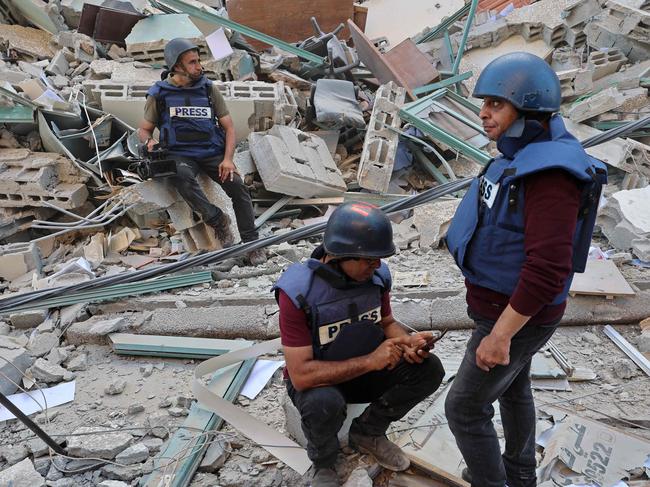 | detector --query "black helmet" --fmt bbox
[473,52,561,112]
[323,203,395,259]
[164,38,199,69]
